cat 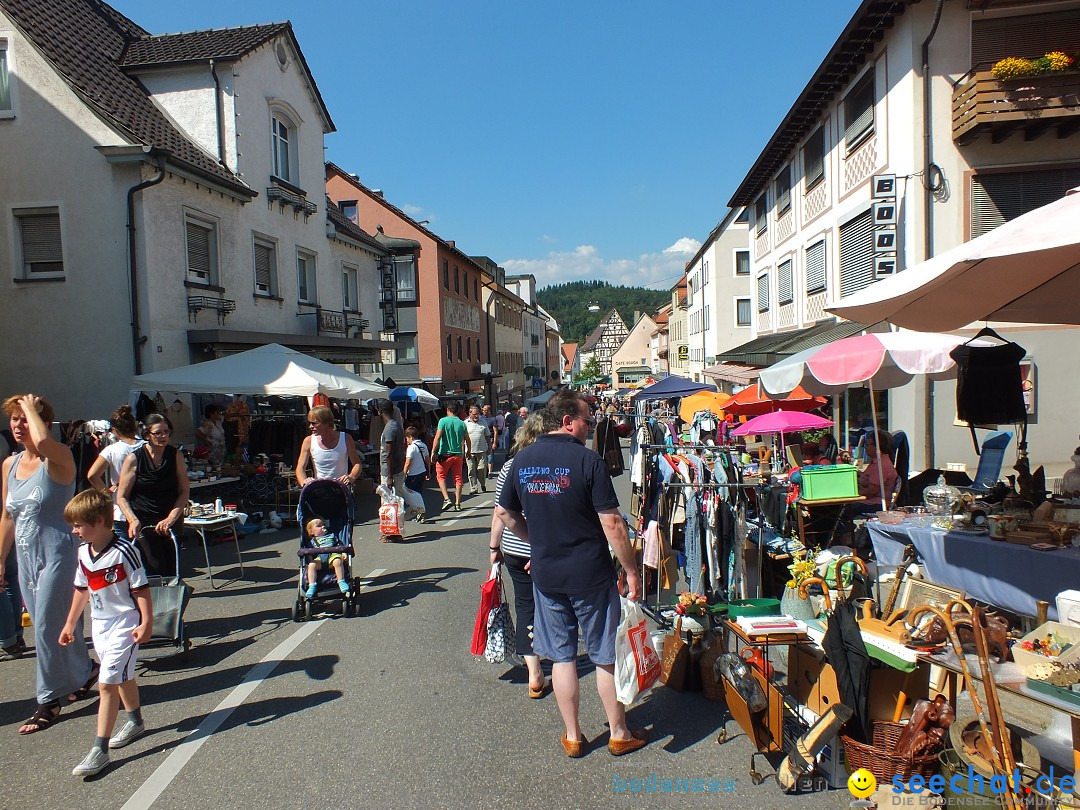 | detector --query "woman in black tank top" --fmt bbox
[117,414,190,576]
